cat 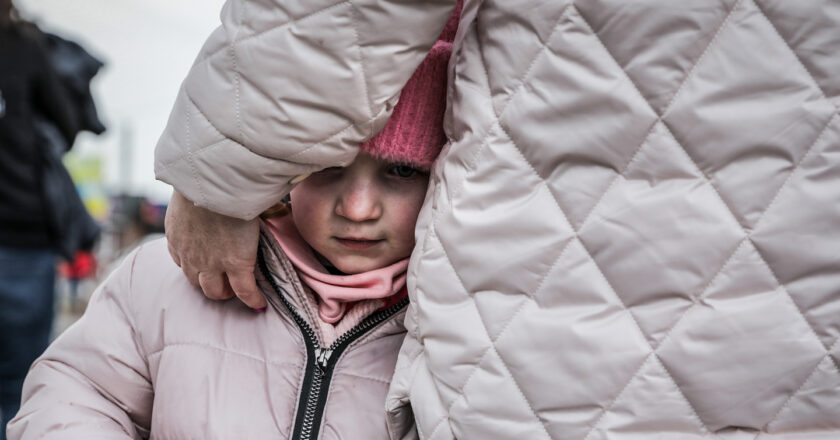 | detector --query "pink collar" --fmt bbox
[264,216,408,324]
